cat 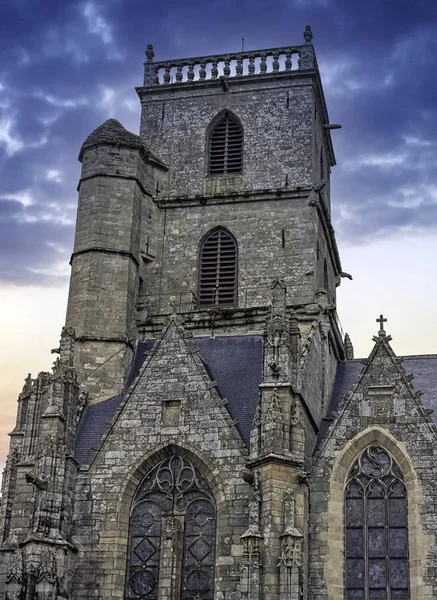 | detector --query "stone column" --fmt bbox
[240,471,262,600]
[278,490,303,600]
[158,517,183,600]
